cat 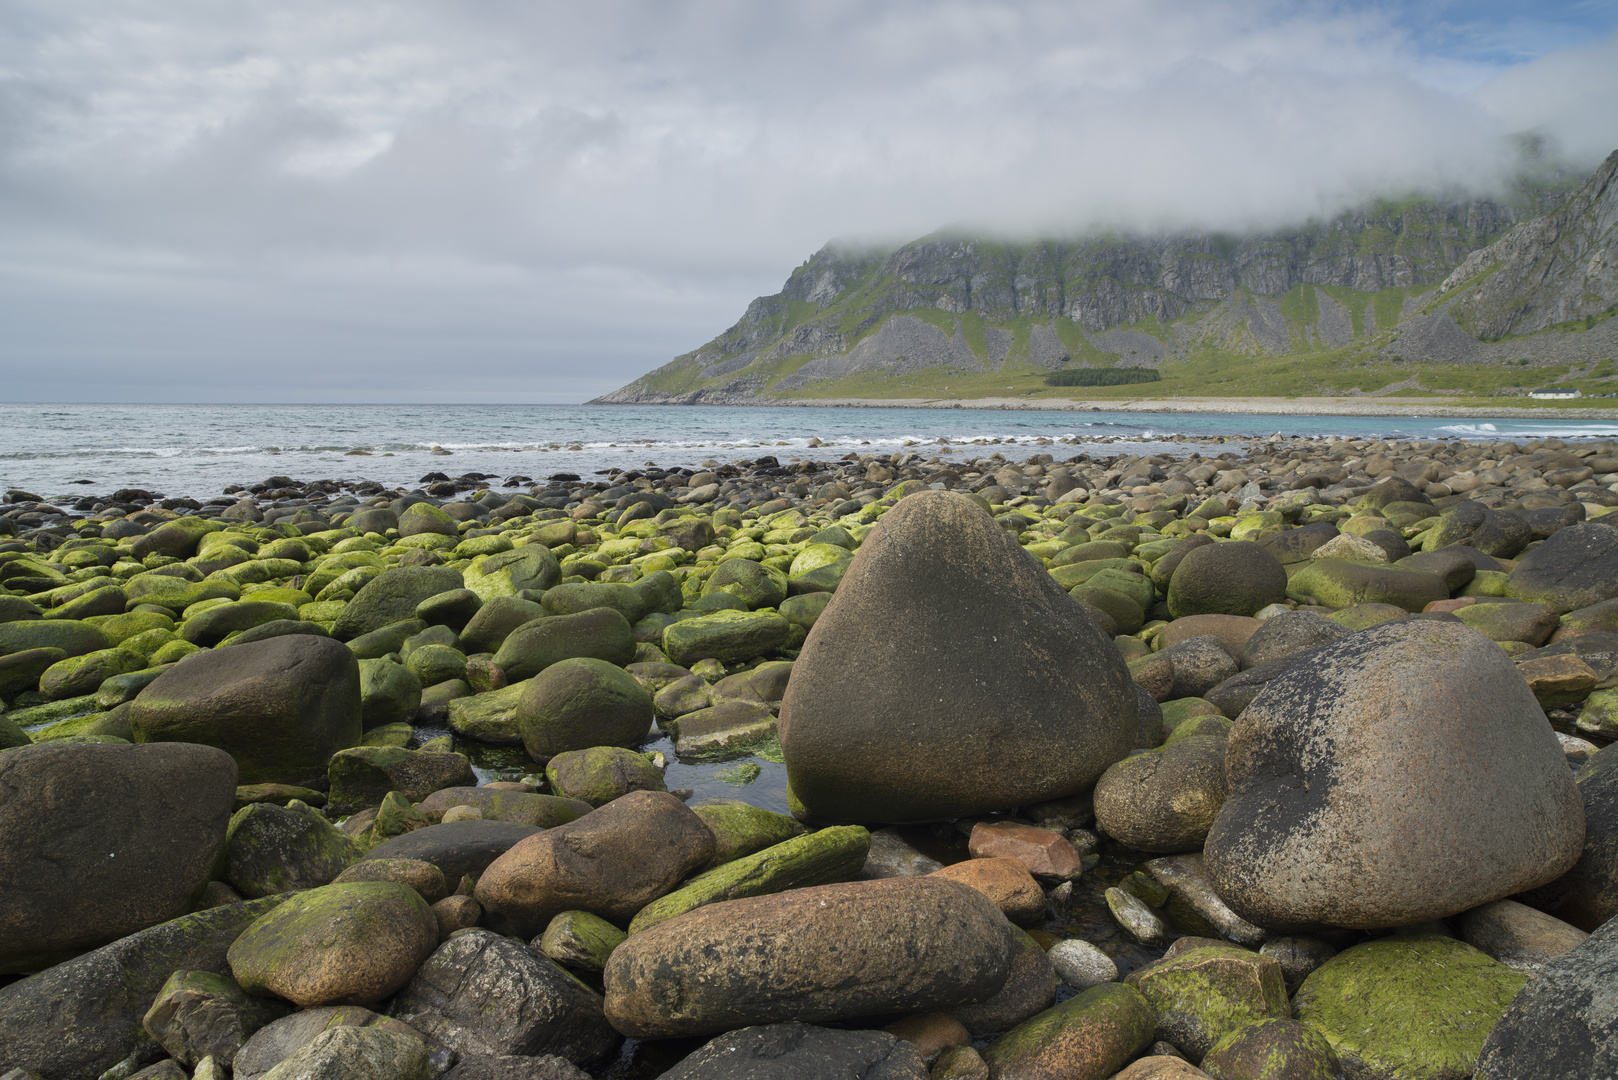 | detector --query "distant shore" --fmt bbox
[604,395,1618,420]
